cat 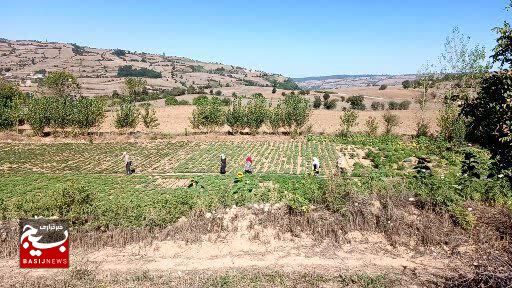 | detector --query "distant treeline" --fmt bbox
[117,65,162,78]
